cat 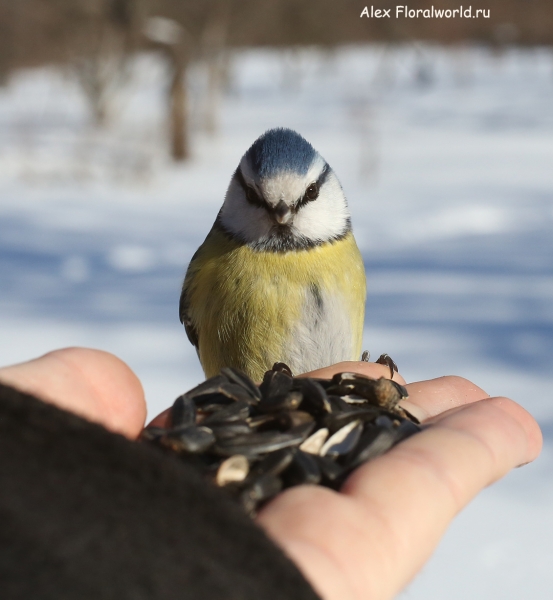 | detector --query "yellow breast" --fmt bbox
[184,228,366,381]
